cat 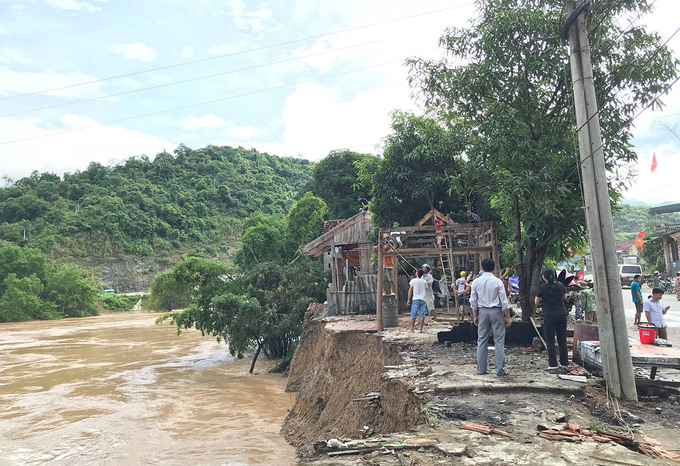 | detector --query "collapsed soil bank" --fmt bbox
[282,321,423,456]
